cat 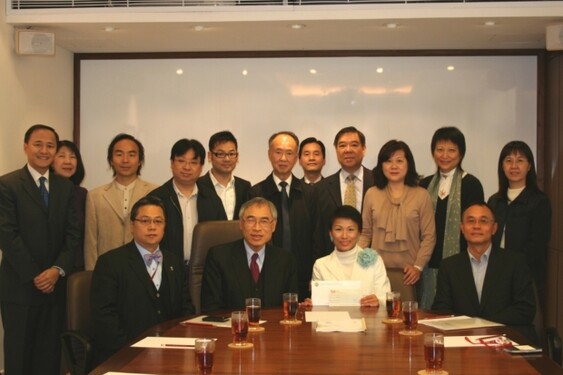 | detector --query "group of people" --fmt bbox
[0,123,551,373]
